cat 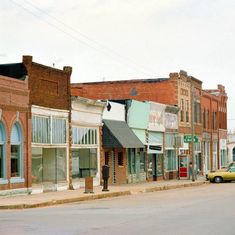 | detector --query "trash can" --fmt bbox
[84,176,93,193]
[102,165,110,191]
